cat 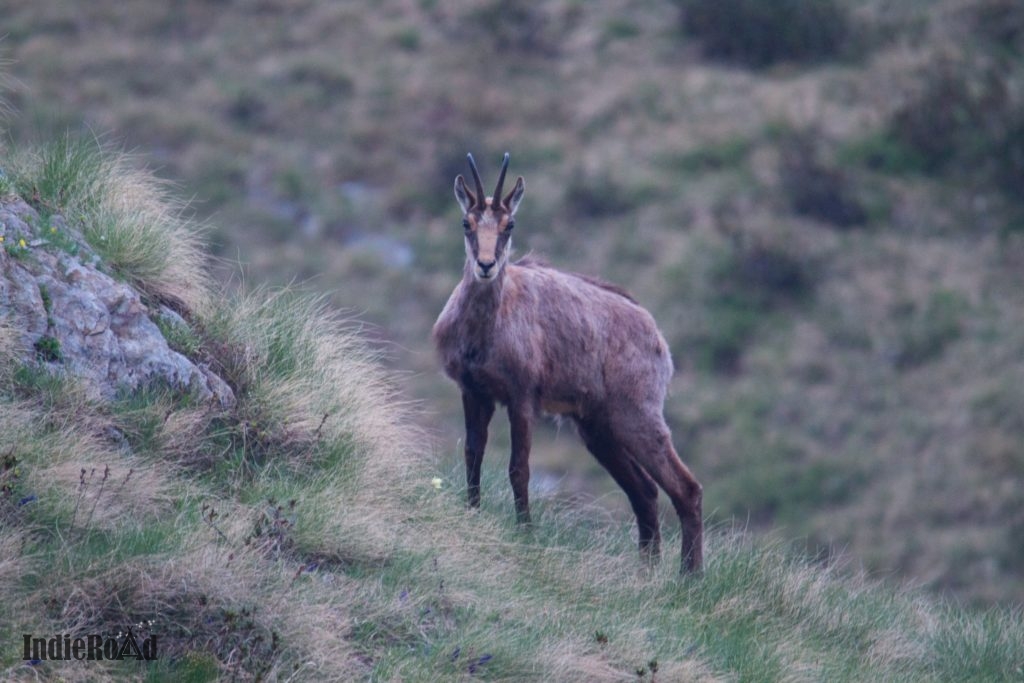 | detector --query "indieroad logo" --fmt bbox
[22,627,158,662]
